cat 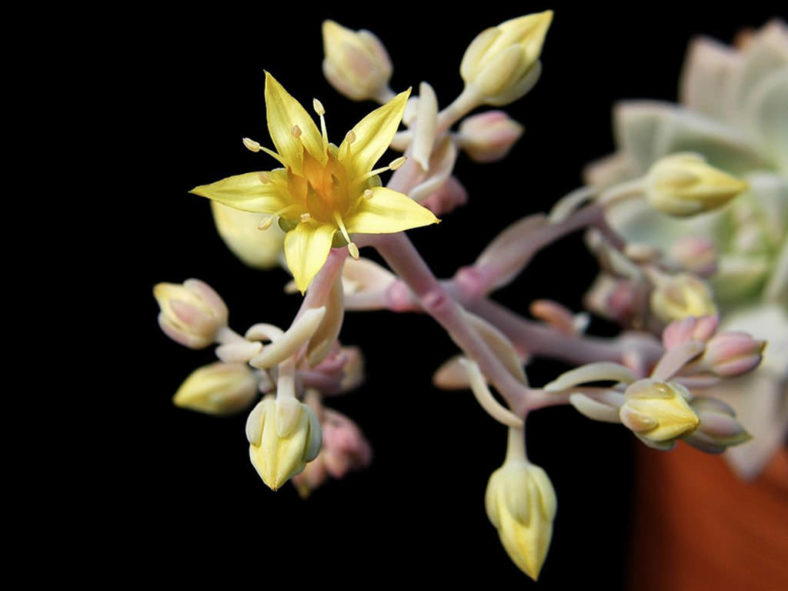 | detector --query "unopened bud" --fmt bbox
[292,453,329,498]
[154,279,228,349]
[485,428,556,581]
[684,397,752,453]
[420,176,469,217]
[670,236,718,277]
[211,201,284,270]
[584,274,640,325]
[701,331,766,377]
[322,20,393,102]
[321,409,373,479]
[461,11,553,106]
[645,153,748,217]
[246,396,322,491]
[662,315,719,349]
[650,272,718,324]
[173,362,258,415]
[292,408,372,497]
[620,379,700,448]
[458,111,524,163]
